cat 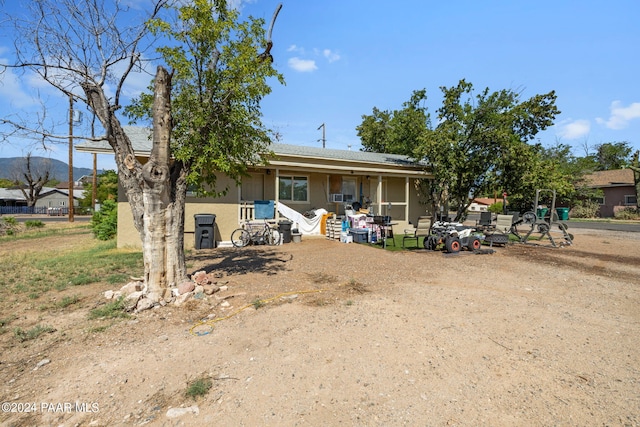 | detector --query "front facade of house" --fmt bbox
[77,126,433,248]
[0,188,81,214]
[584,169,637,217]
